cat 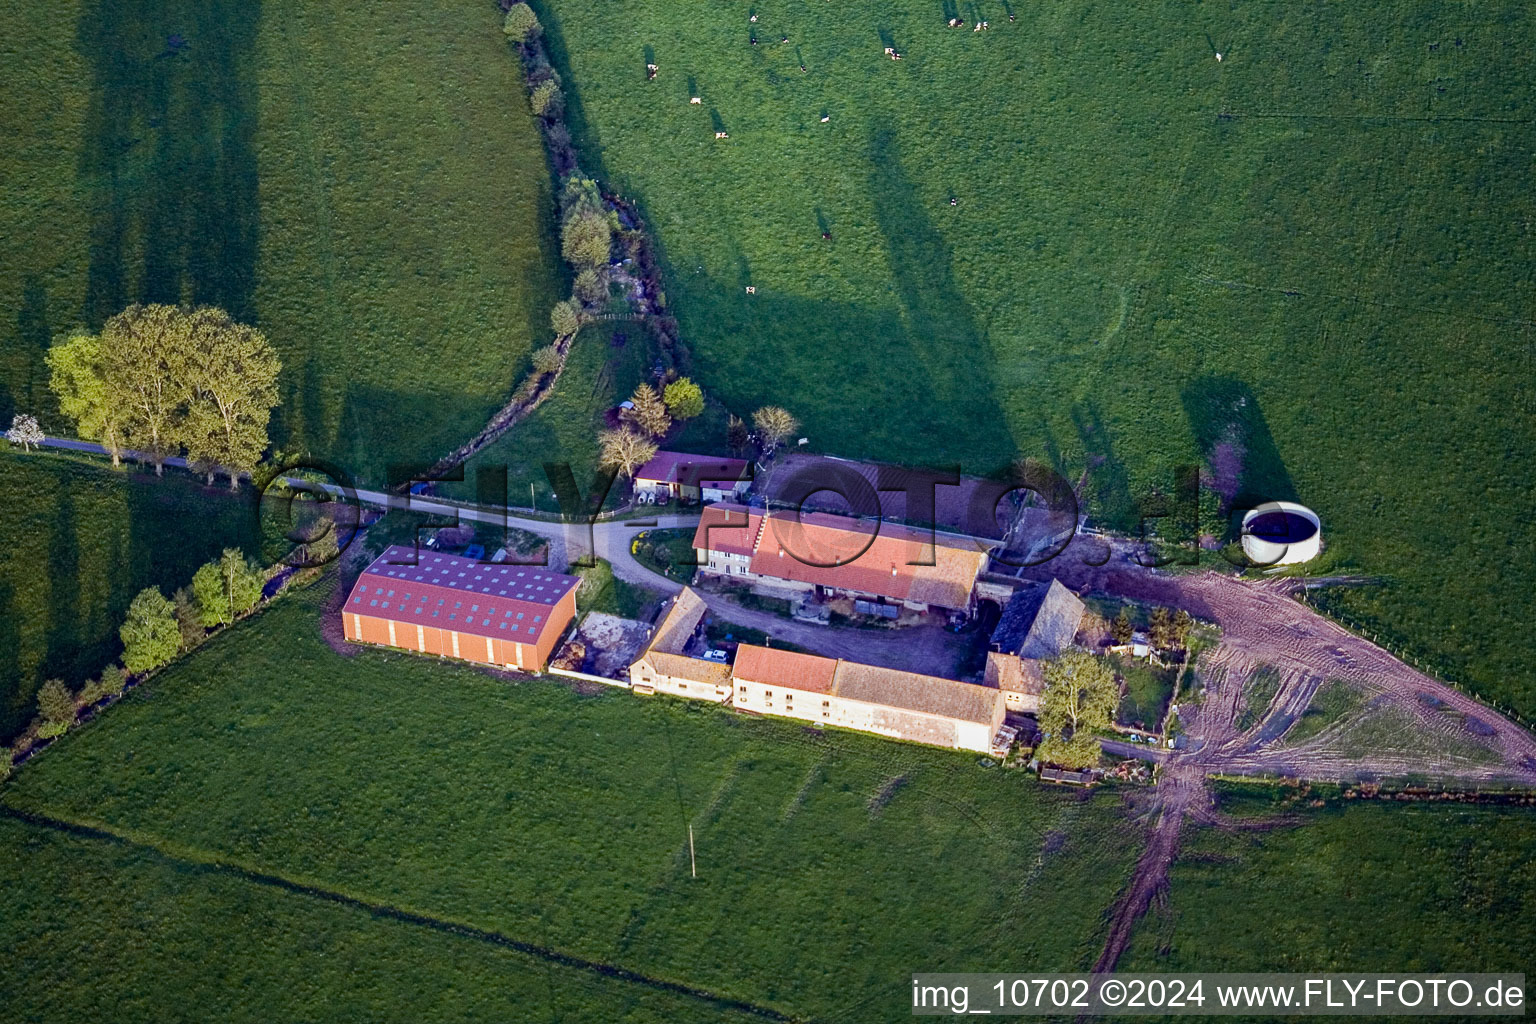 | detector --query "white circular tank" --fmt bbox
[1241,501,1321,566]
